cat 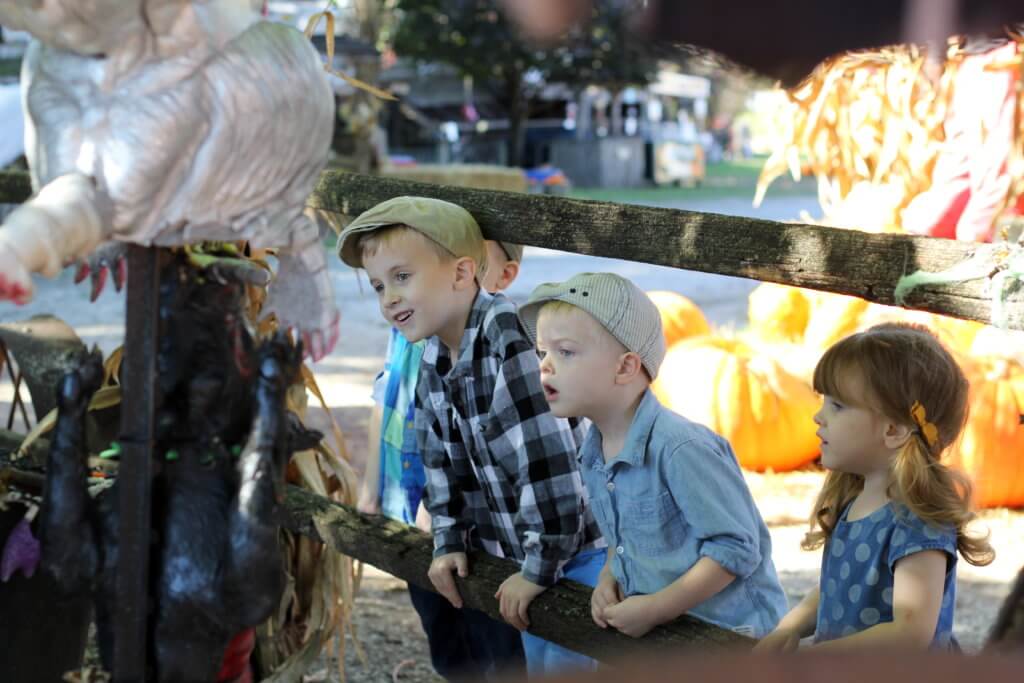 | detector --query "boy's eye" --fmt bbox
[396,272,410,282]
[558,349,574,358]
[536,349,547,360]
[371,282,384,294]
[830,400,843,411]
